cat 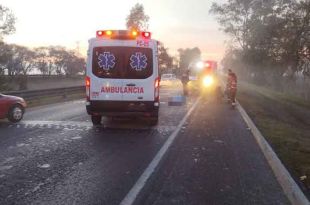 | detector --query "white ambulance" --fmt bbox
[85,30,160,125]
